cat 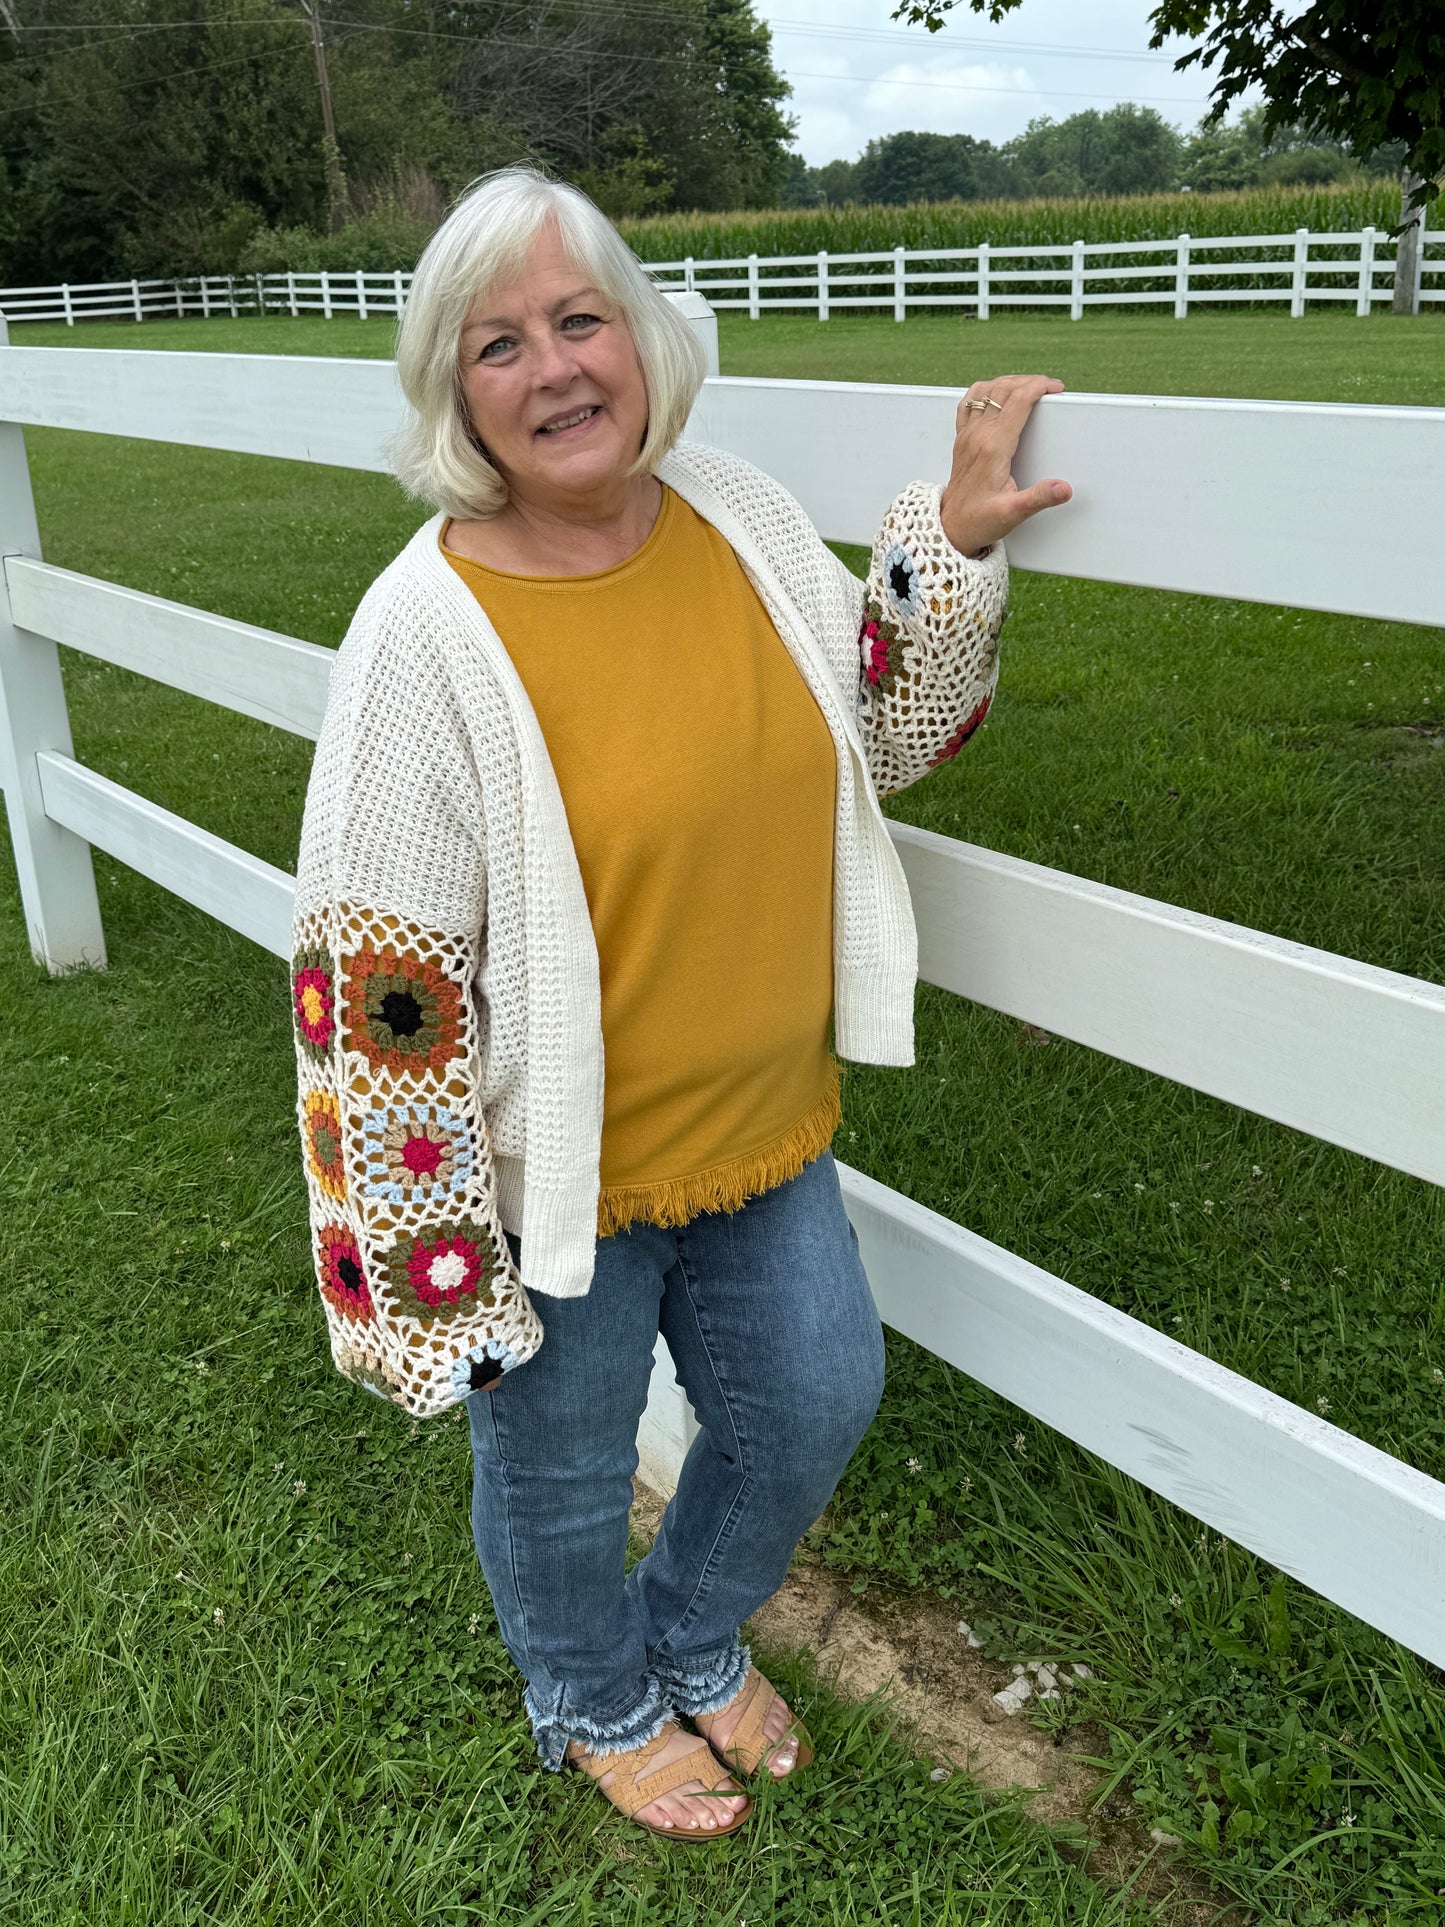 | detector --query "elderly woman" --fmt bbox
[290,165,1069,1842]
